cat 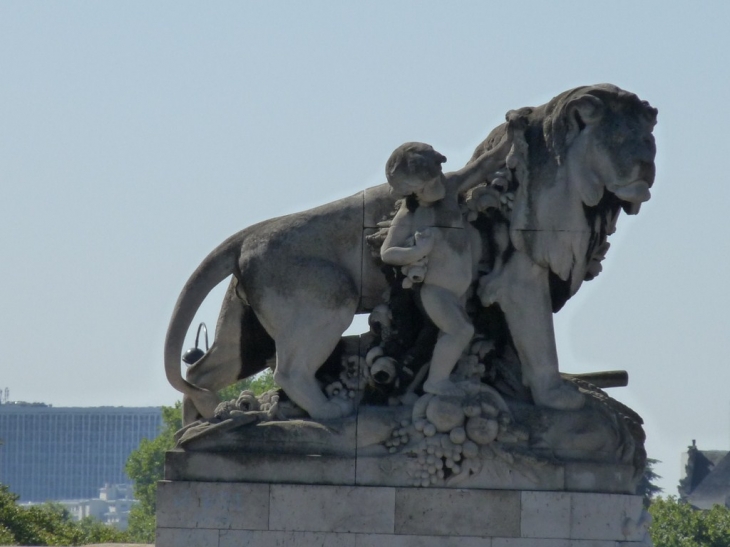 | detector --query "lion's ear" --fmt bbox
[565,95,604,144]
